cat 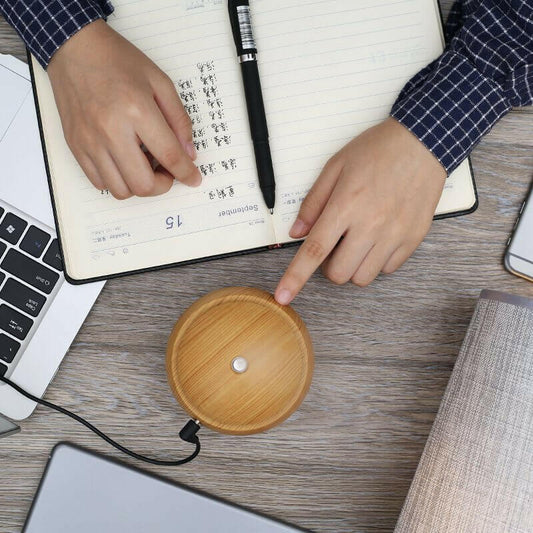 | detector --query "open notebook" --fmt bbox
[30,0,477,283]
